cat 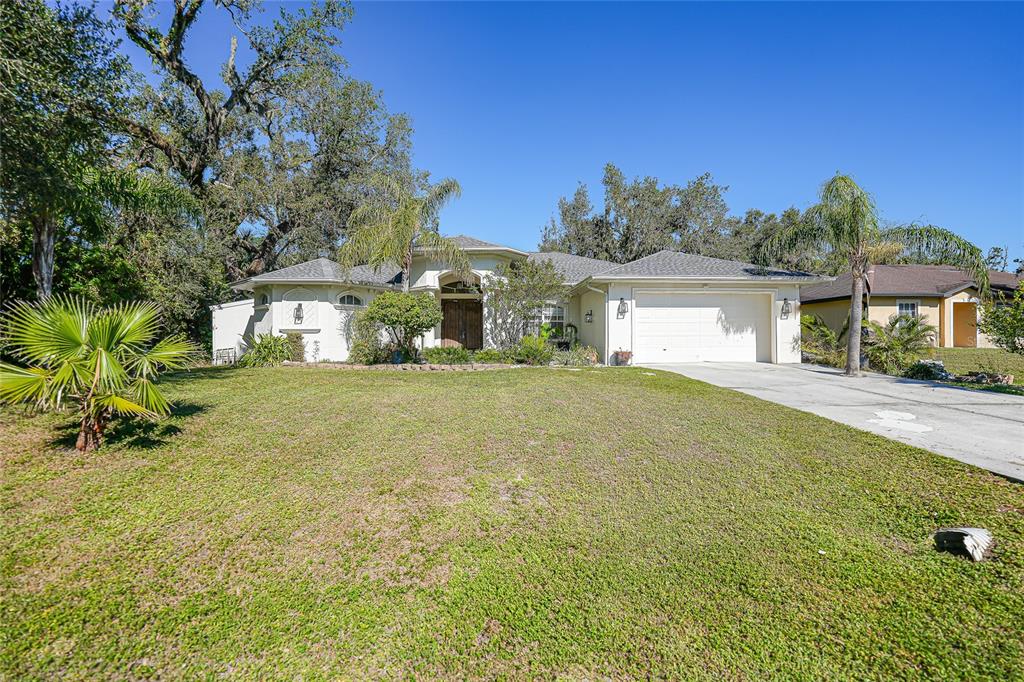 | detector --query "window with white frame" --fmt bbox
[529,303,565,337]
[897,300,919,318]
[337,293,363,307]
